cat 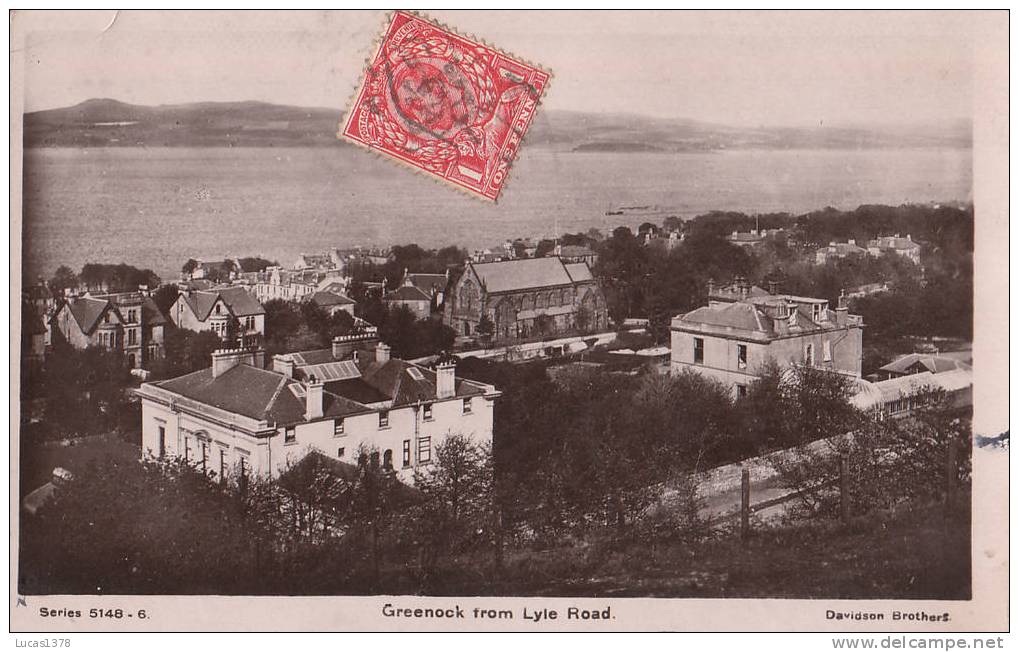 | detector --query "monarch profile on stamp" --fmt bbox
[340,11,550,201]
